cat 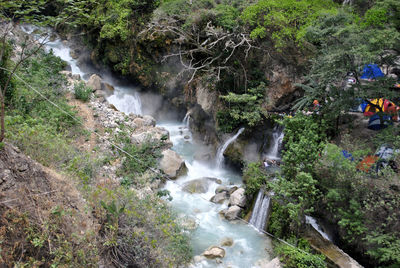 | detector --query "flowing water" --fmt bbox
[215,128,245,168]
[160,122,272,267]
[305,216,332,241]
[32,26,273,267]
[249,190,271,232]
[264,126,284,160]
[22,25,143,115]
